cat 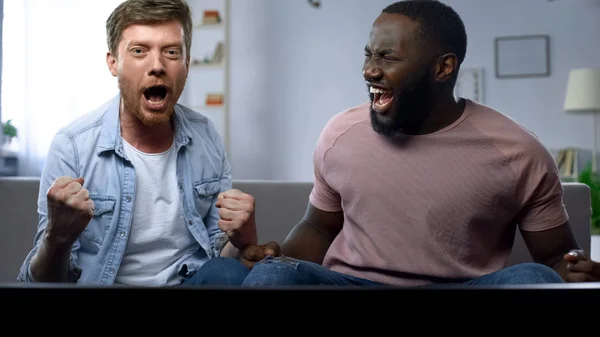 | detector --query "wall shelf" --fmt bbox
[193,105,225,110]
[190,62,225,69]
[194,23,224,29]
[182,0,230,153]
